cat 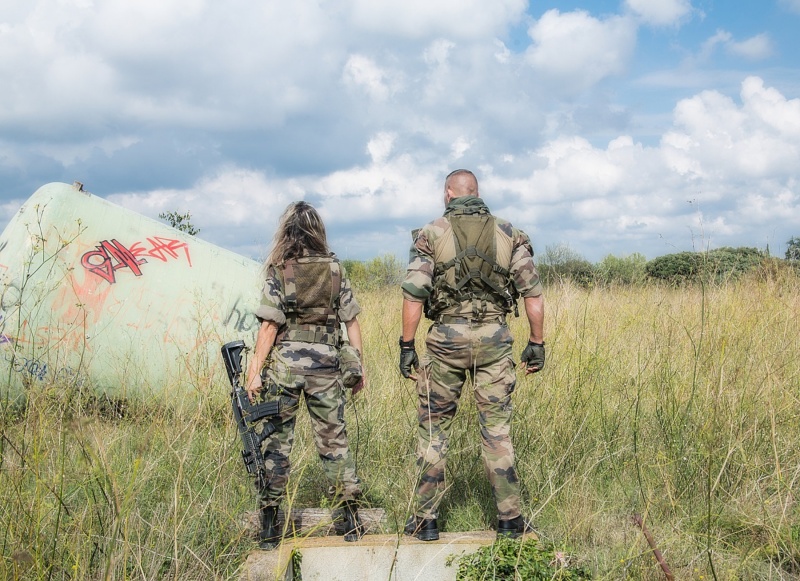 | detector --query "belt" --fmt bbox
[437,315,505,325]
